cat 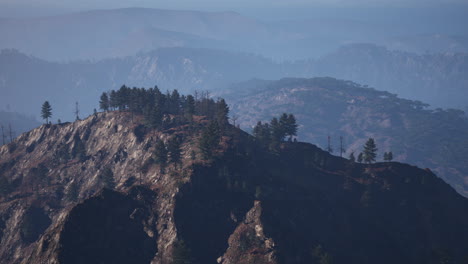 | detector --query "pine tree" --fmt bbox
[99,92,110,111]
[147,104,163,128]
[286,113,298,140]
[199,121,221,159]
[215,99,229,126]
[384,151,393,162]
[185,95,195,119]
[279,113,298,141]
[109,90,118,110]
[362,138,378,163]
[168,136,182,165]
[170,89,181,115]
[116,85,129,110]
[357,153,363,163]
[154,88,166,114]
[153,140,168,167]
[349,152,356,162]
[252,121,263,139]
[253,121,271,144]
[279,113,289,140]
[270,117,284,142]
[41,101,52,124]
